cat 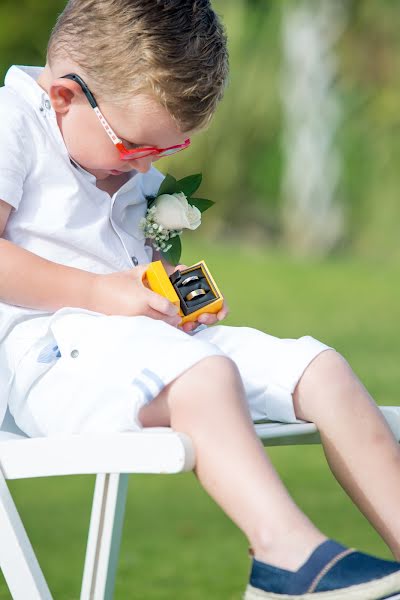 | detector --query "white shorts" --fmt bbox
[5,307,331,437]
